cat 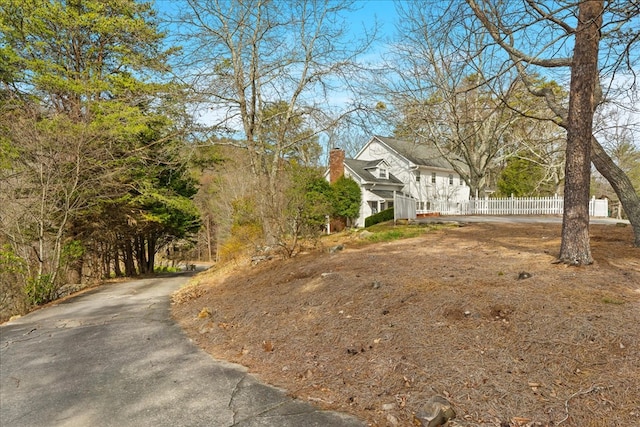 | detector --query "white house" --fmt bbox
[327,135,471,227]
